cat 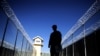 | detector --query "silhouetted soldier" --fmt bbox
[48,25,62,56]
